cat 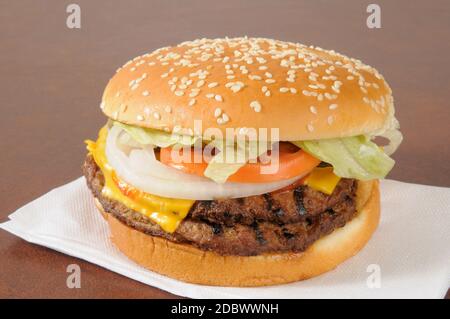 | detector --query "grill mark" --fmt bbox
[274,208,285,217]
[282,228,295,240]
[293,186,307,215]
[252,222,267,245]
[263,193,274,211]
[212,223,222,235]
